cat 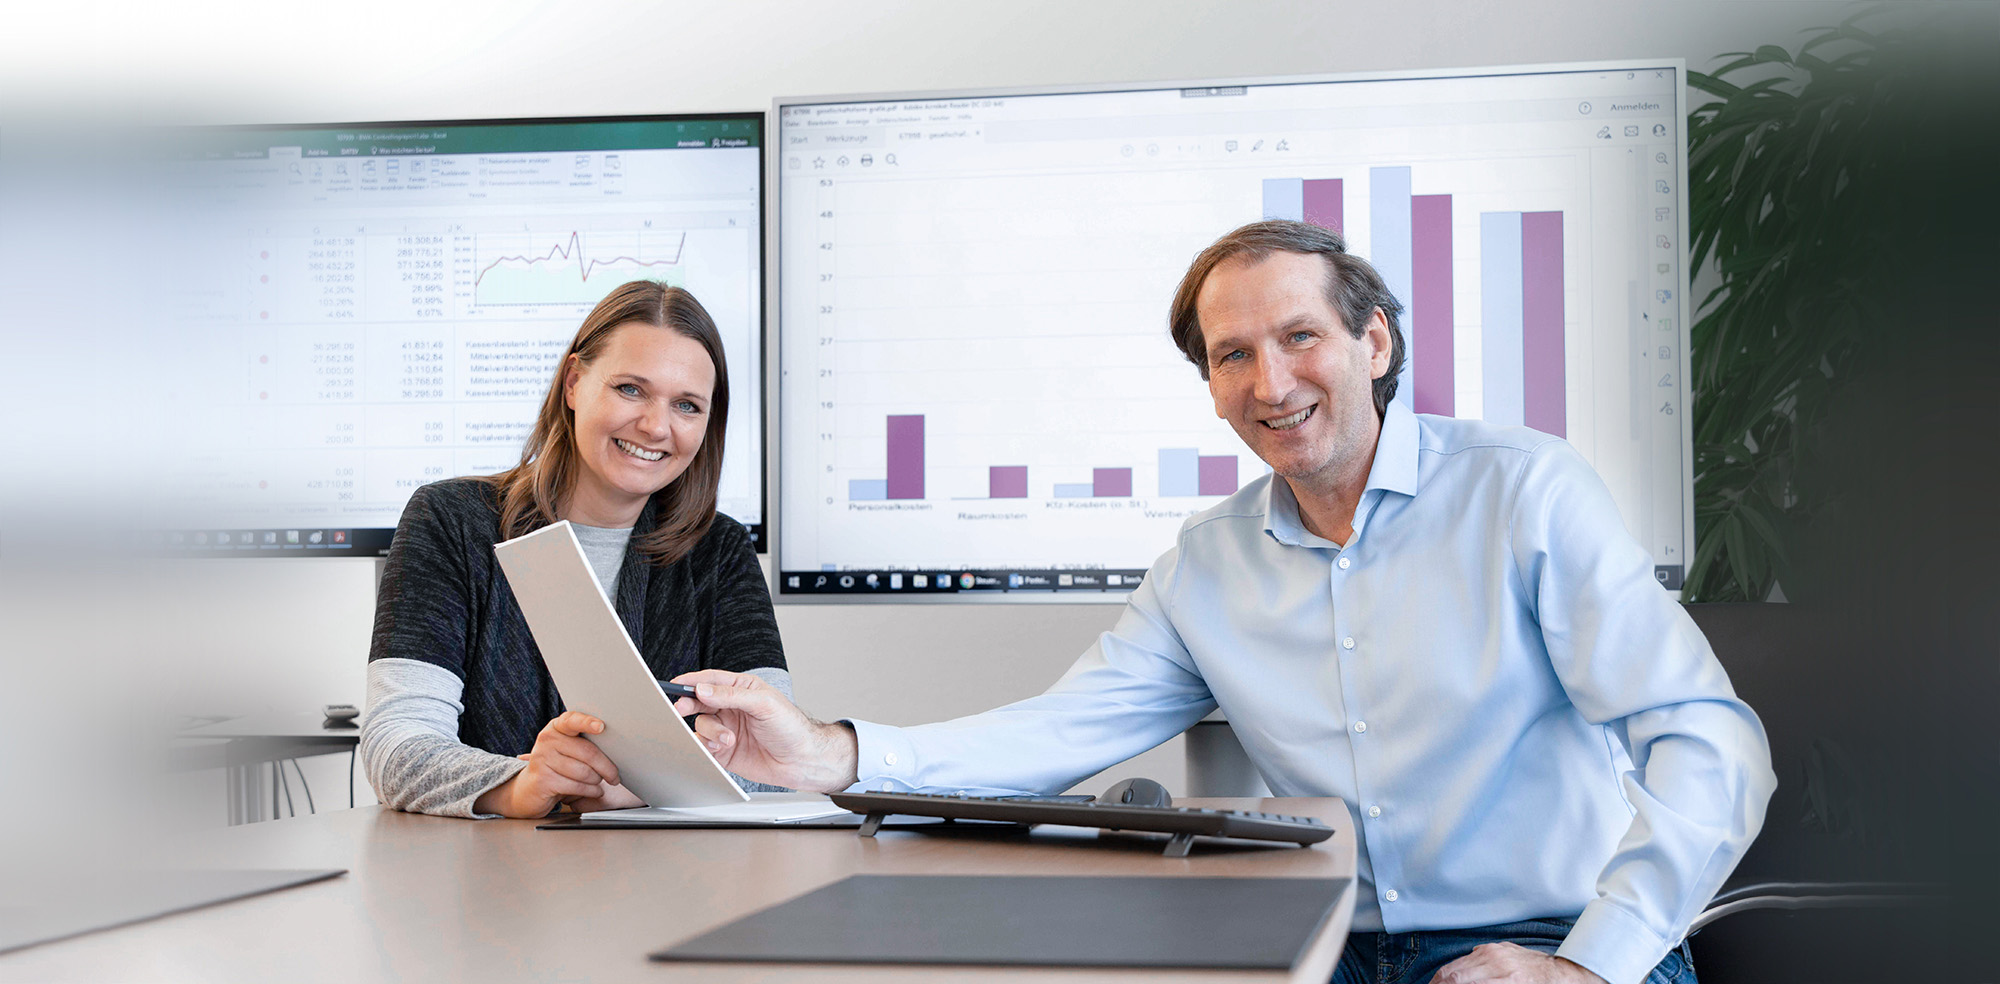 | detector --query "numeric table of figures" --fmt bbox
[164,220,731,529]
